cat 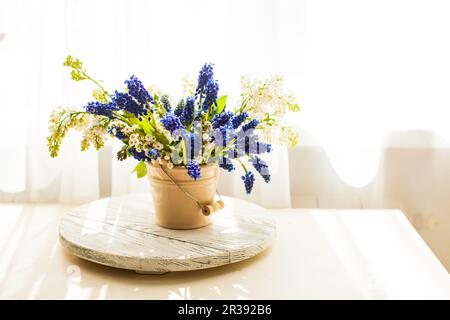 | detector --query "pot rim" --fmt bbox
[146,160,218,171]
